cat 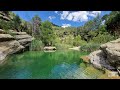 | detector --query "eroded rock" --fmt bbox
[89,38,120,70]
[0,40,24,63]
[0,34,15,42]
[0,30,33,63]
